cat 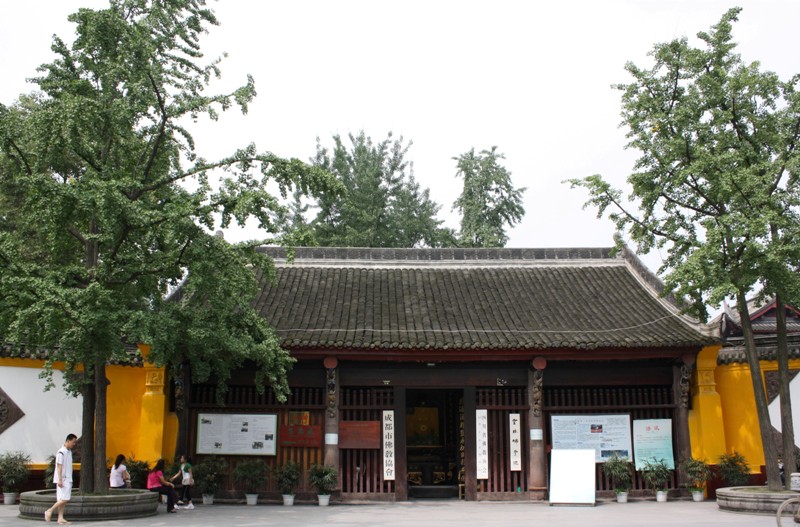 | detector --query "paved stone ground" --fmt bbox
[0,499,781,526]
